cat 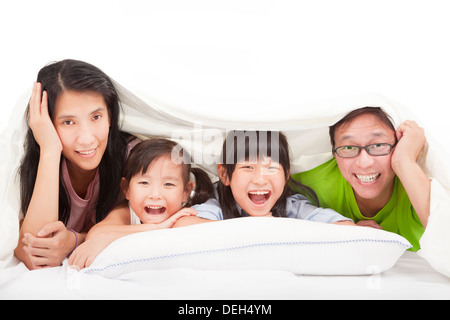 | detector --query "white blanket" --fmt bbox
[1,252,449,299]
[1,81,450,278]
